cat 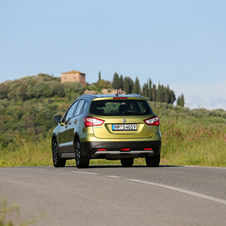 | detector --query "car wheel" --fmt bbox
[52,139,66,167]
[75,140,89,168]
[145,154,160,167]
[120,158,134,167]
